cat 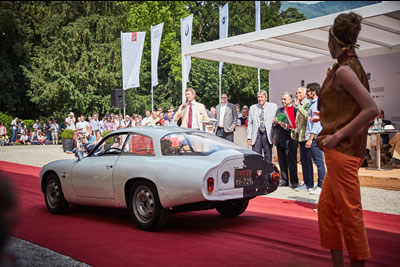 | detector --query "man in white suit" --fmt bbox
[247,90,278,162]
[174,87,209,130]
[215,93,238,142]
